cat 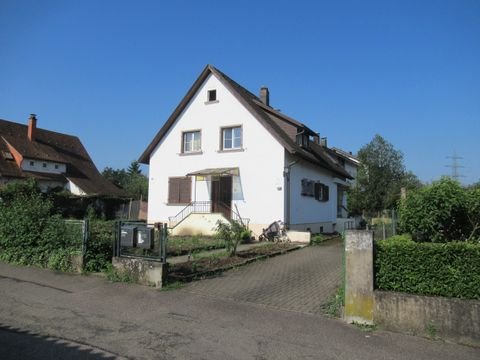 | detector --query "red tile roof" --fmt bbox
[0,118,124,196]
